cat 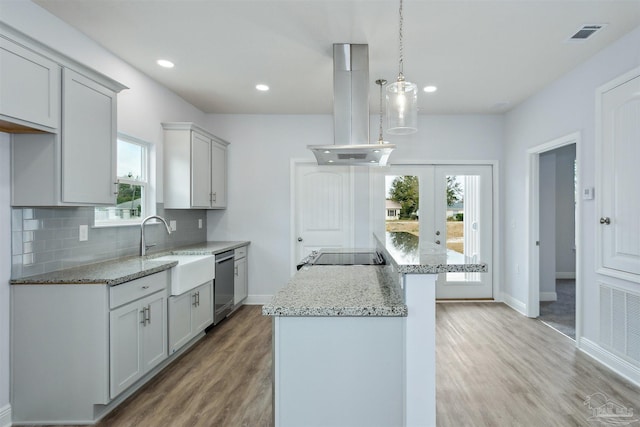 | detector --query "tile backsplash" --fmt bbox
[11,204,207,278]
